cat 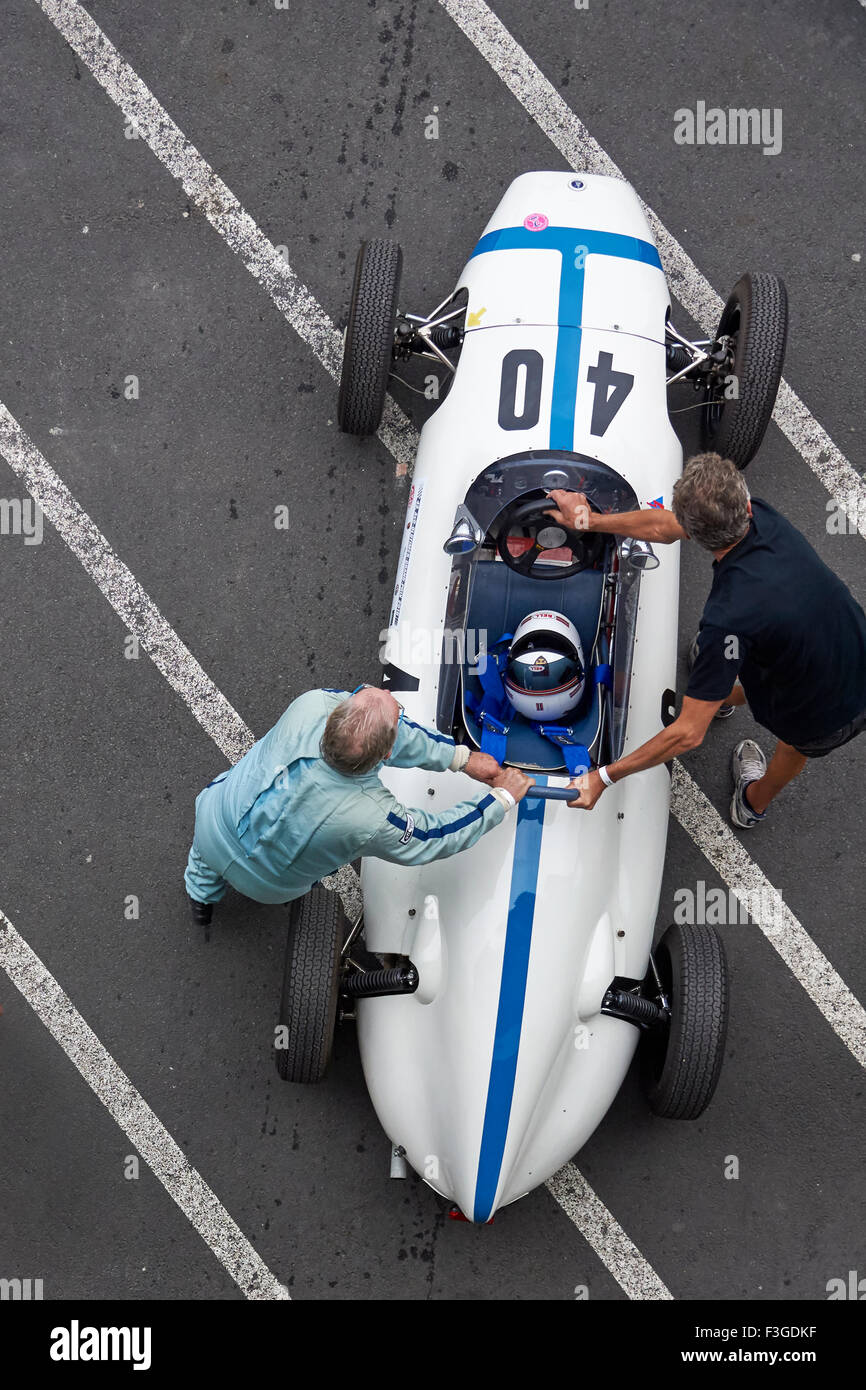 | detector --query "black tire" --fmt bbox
[337,239,403,436]
[640,921,729,1120]
[701,272,788,469]
[275,883,347,1084]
